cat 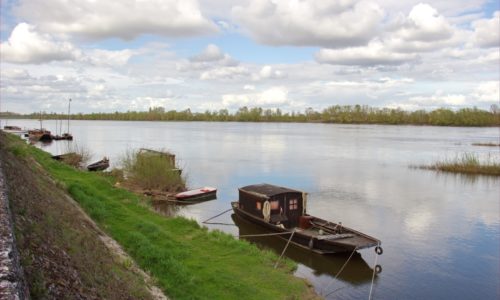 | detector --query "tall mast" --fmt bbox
[67,98,71,133]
